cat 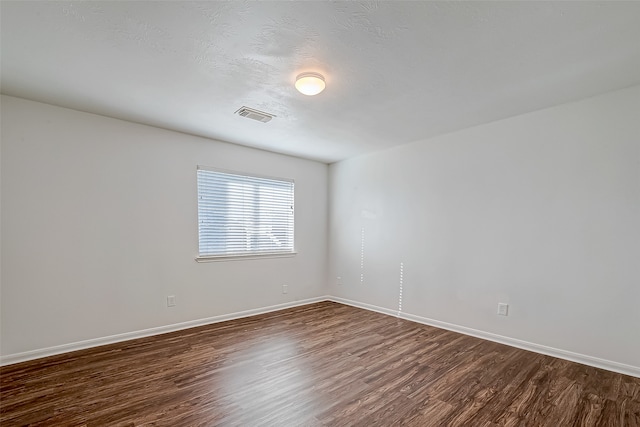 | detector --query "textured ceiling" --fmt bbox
[2,1,640,163]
